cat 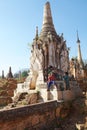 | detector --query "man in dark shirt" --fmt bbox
[63,72,70,90]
